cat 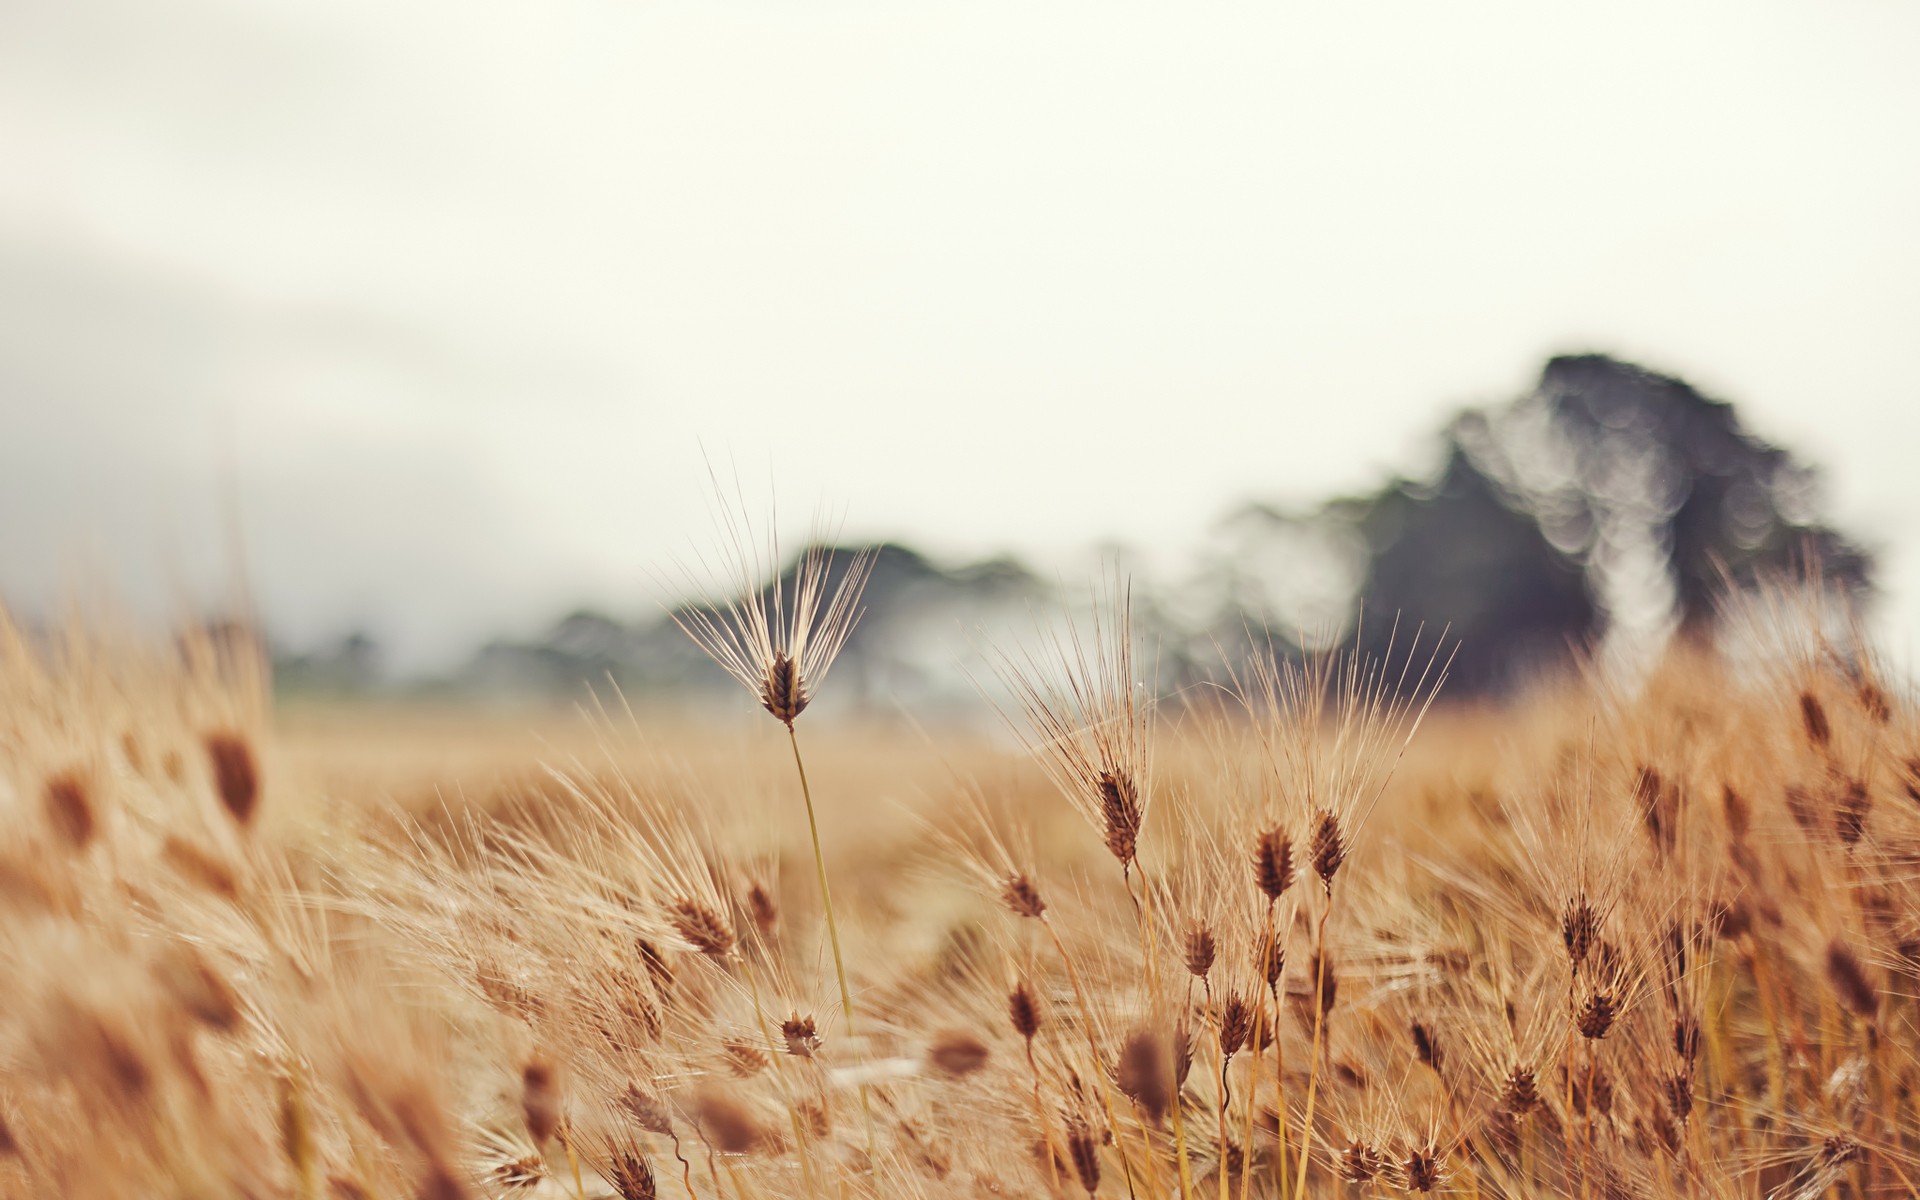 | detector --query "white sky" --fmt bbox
[2,0,1917,669]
